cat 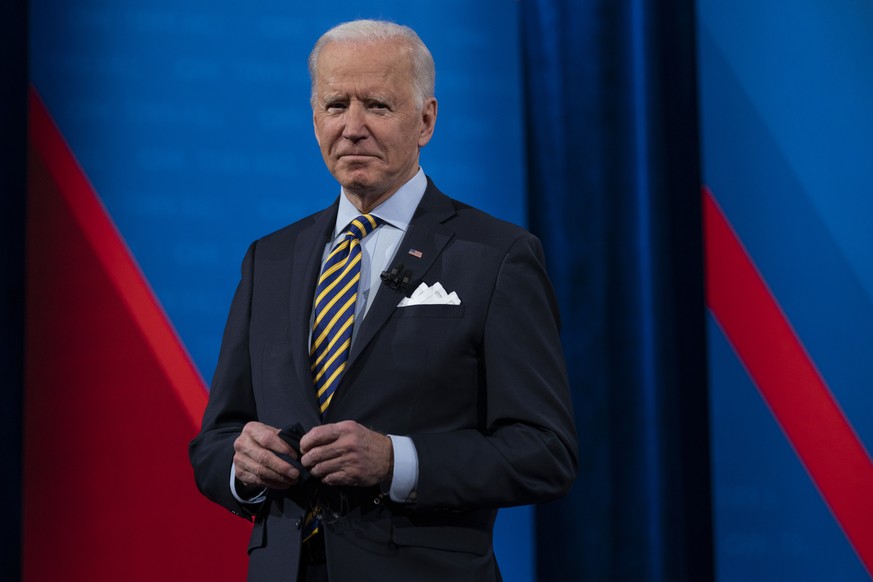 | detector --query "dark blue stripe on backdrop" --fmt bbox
[0,0,27,578]
[522,0,713,580]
